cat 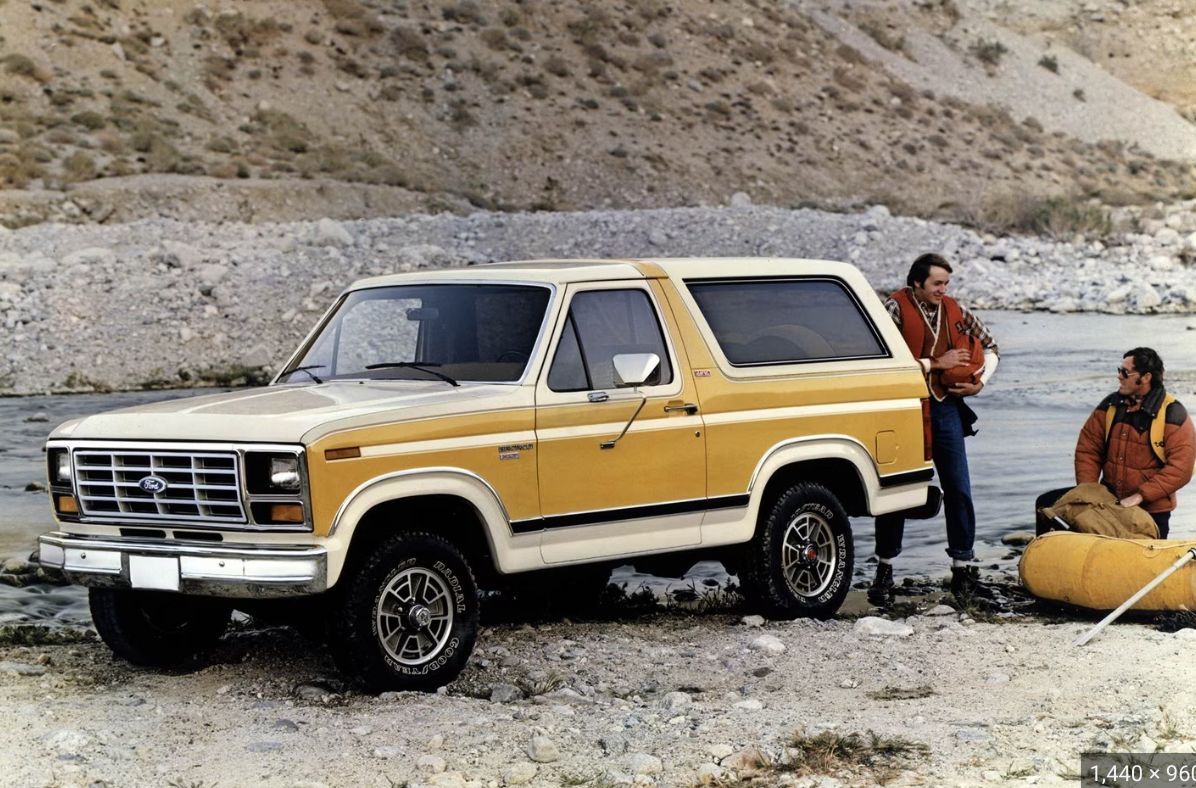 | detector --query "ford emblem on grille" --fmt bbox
[138,475,168,493]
